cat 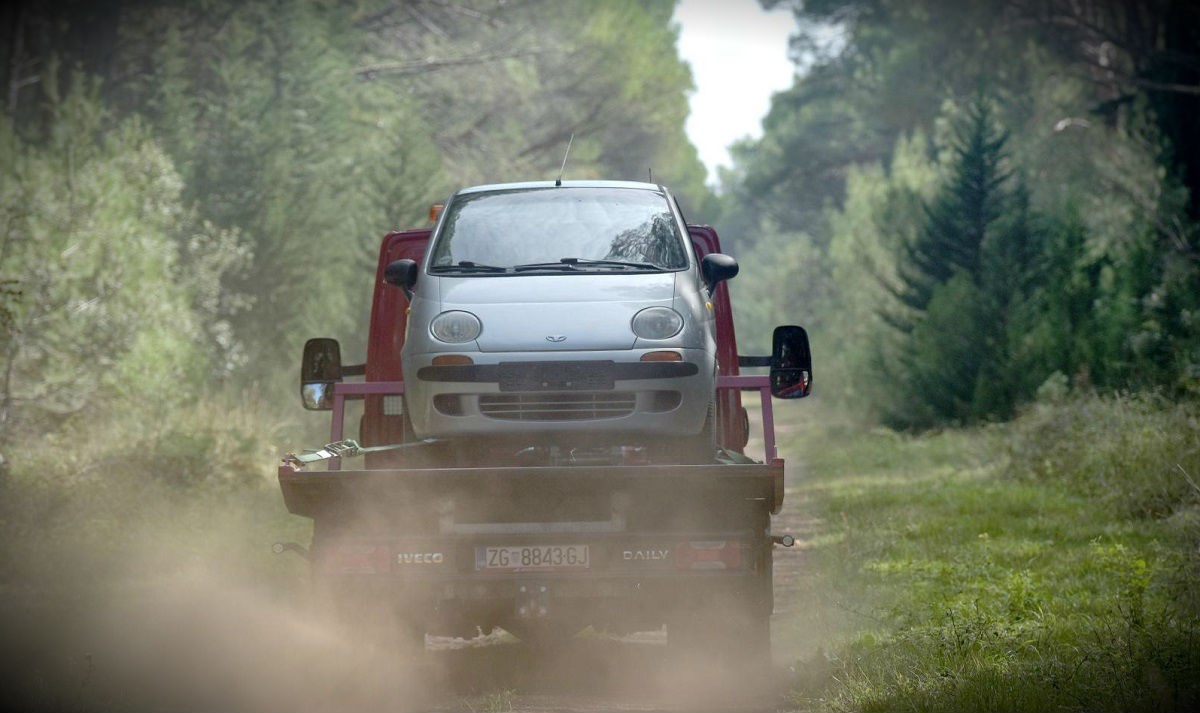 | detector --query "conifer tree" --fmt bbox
[894,98,1011,319]
[884,95,1037,427]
